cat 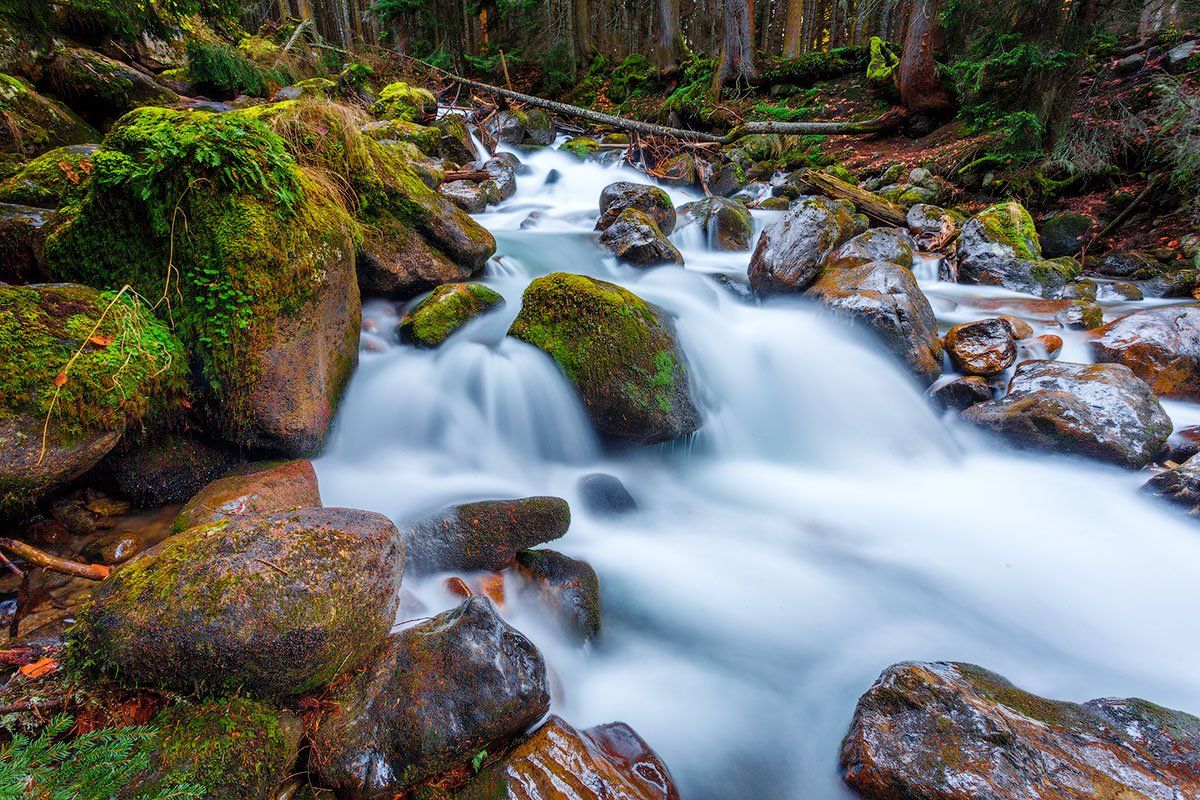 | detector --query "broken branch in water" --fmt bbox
[0,539,111,581]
